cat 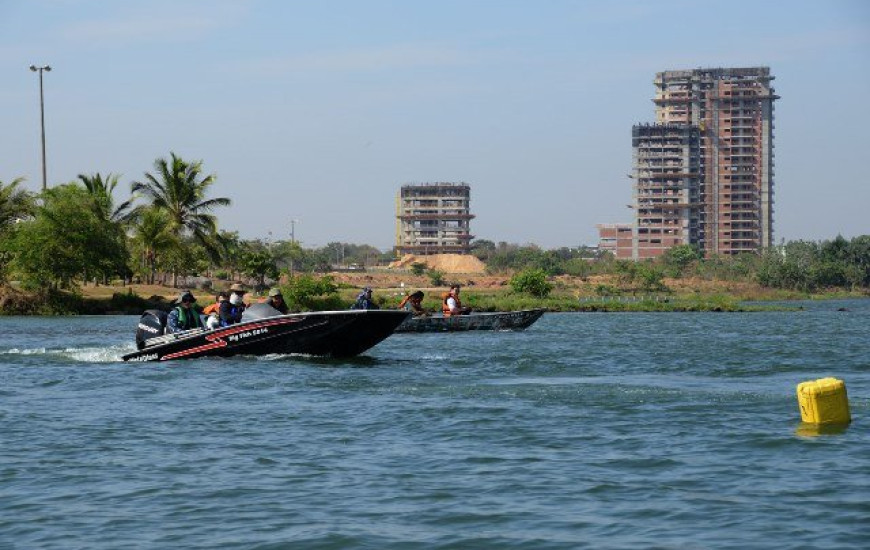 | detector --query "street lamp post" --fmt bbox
[30,64,51,191]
